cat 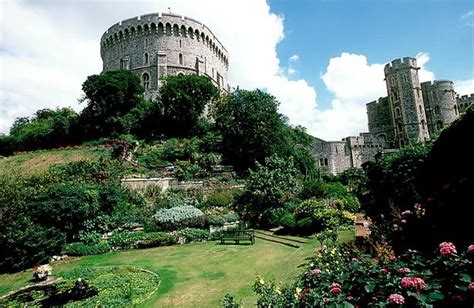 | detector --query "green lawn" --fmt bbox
[0,229,353,307]
[0,147,102,176]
